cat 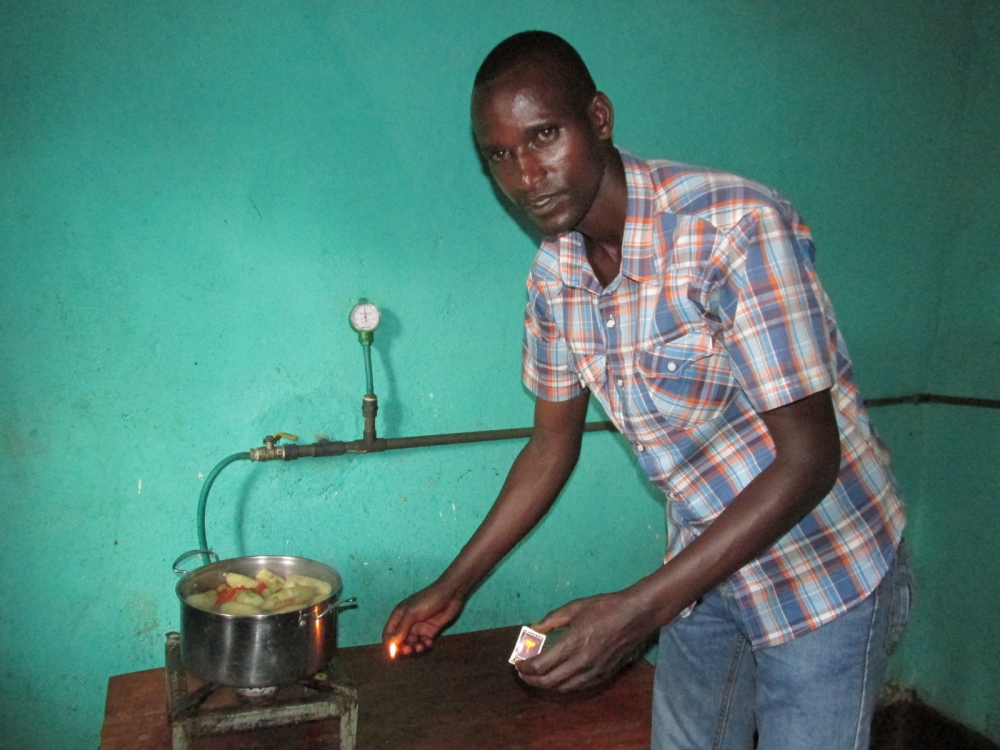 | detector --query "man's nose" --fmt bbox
[516,152,544,190]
